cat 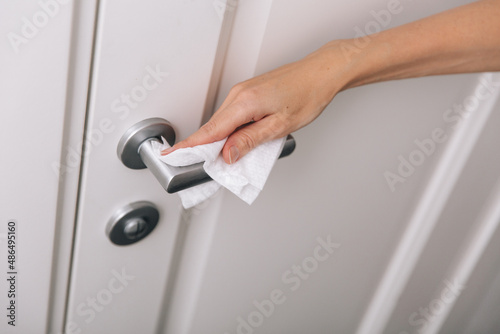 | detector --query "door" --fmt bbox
[156,0,500,333]
[2,0,500,334]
